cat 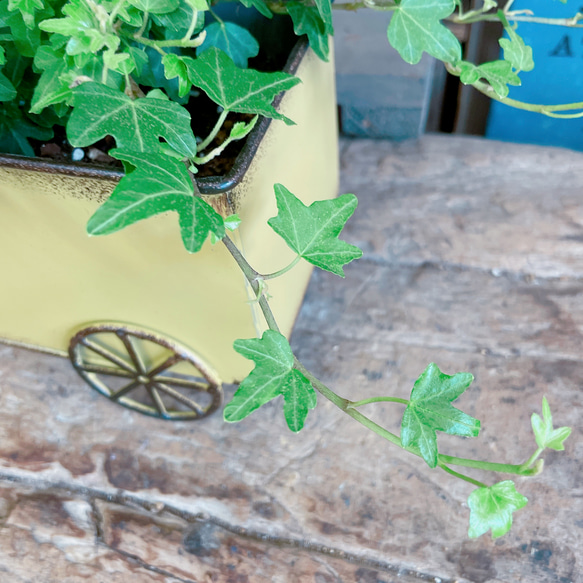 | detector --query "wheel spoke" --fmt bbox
[147,354,182,377]
[77,363,135,379]
[110,379,141,400]
[153,382,204,416]
[81,338,135,374]
[119,332,146,374]
[147,386,168,417]
[152,375,210,390]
